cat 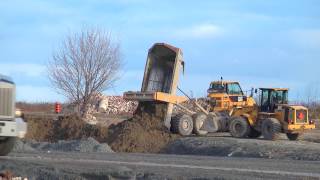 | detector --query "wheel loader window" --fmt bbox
[227,83,243,95]
[271,90,288,104]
